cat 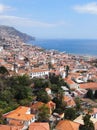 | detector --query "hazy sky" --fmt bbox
[0,0,97,39]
